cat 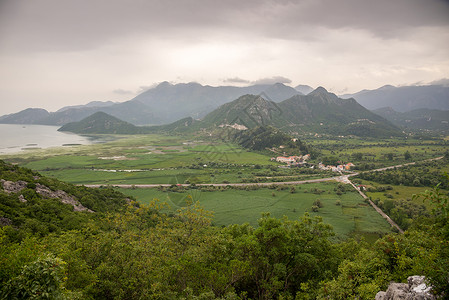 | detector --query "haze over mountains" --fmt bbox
[342,84,449,112]
[373,107,449,133]
[58,87,403,138]
[0,82,447,134]
[0,82,304,126]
